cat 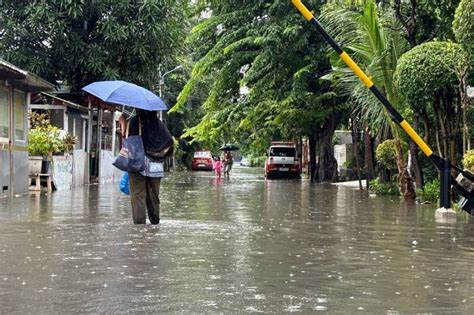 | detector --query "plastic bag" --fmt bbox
[119,172,130,195]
